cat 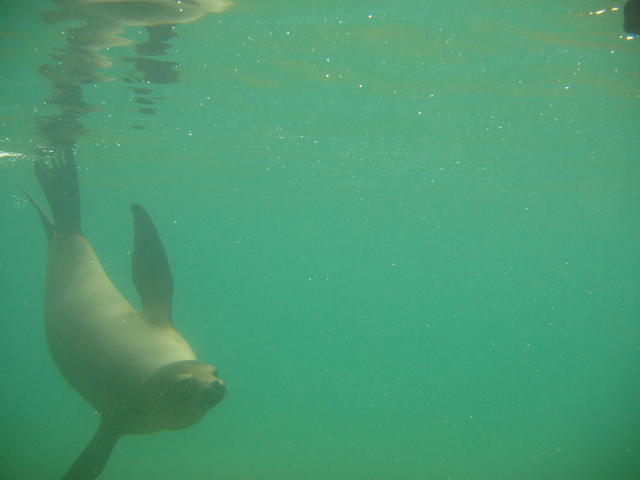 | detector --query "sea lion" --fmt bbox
[25,148,226,480]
